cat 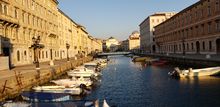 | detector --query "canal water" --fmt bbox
[84,55,220,107]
